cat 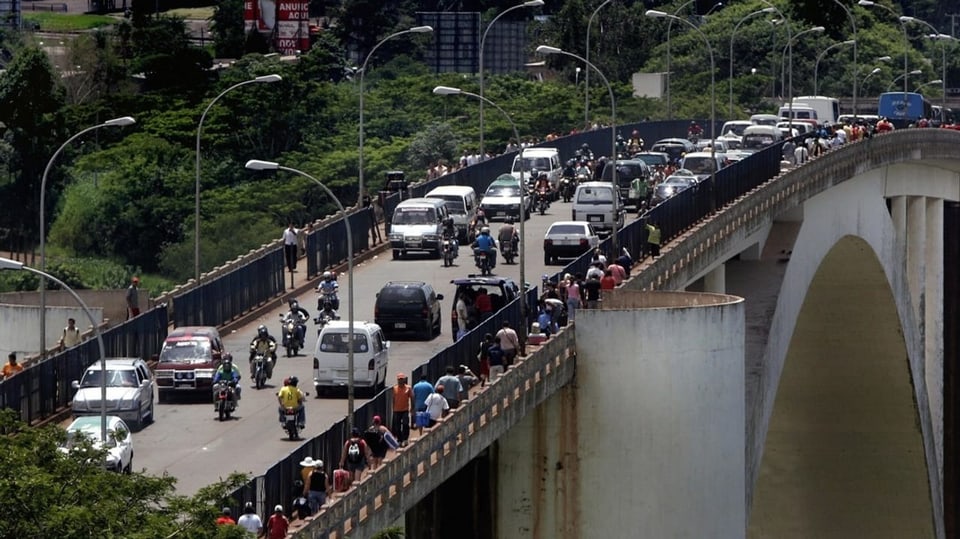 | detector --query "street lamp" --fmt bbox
[829,0,857,115]
[814,40,855,96]
[433,85,528,351]
[861,66,882,89]
[585,0,615,126]
[647,10,716,207]
[729,7,777,117]
[195,75,281,286]
[665,0,718,119]
[899,16,949,112]
[784,26,824,125]
[1,257,108,442]
[915,79,943,93]
[858,1,909,97]
[886,69,922,92]
[358,26,433,207]
[479,0,543,157]
[245,160,357,430]
[39,116,134,361]
[536,45,620,255]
